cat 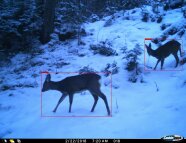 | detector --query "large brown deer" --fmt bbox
[145,40,182,70]
[42,73,111,115]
